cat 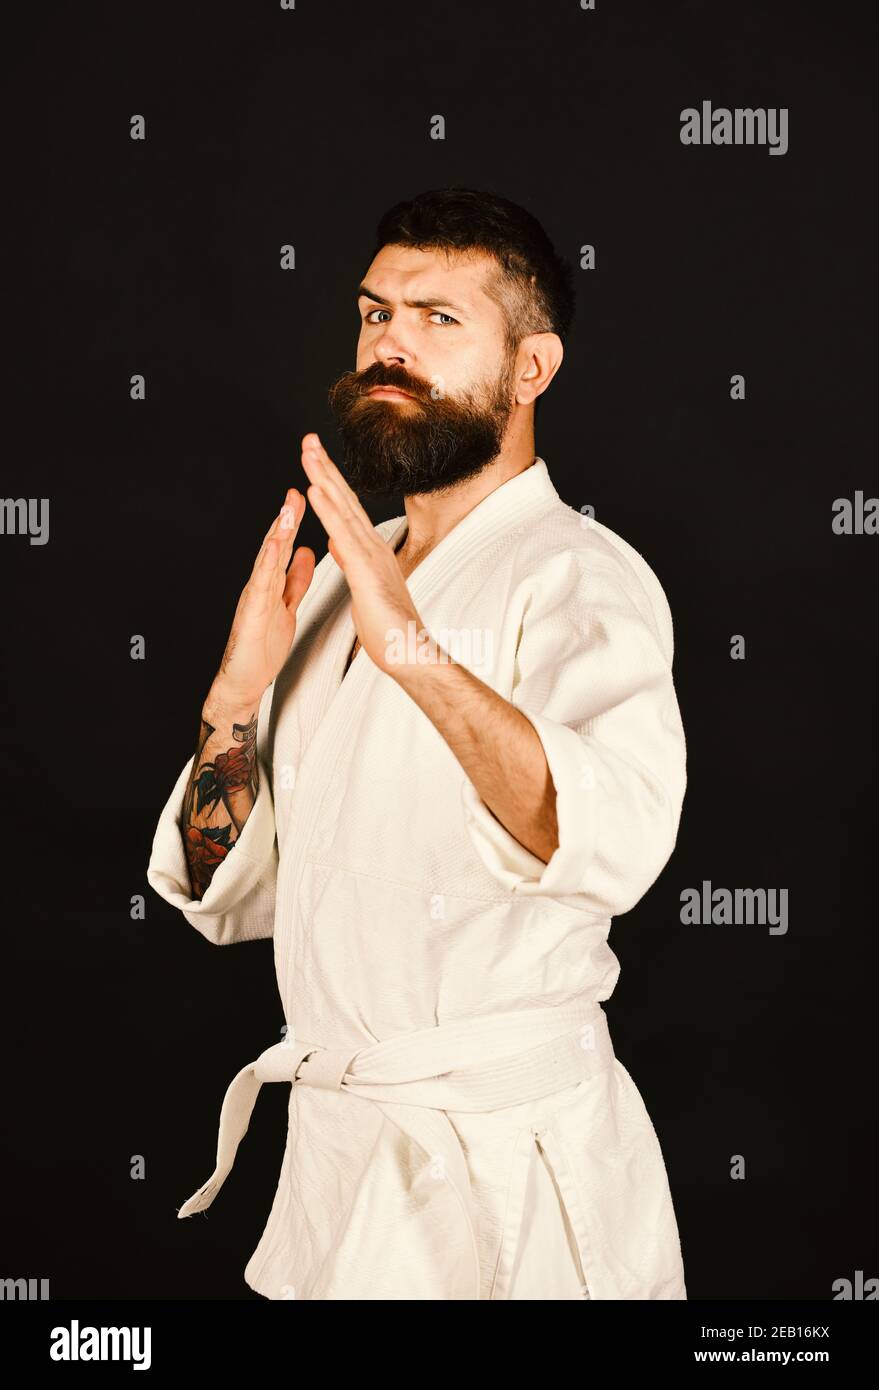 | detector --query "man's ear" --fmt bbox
[515,332,564,408]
